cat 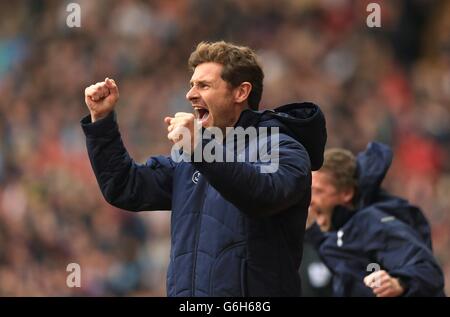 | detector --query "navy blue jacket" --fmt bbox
[306,142,445,297]
[81,102,327,296]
